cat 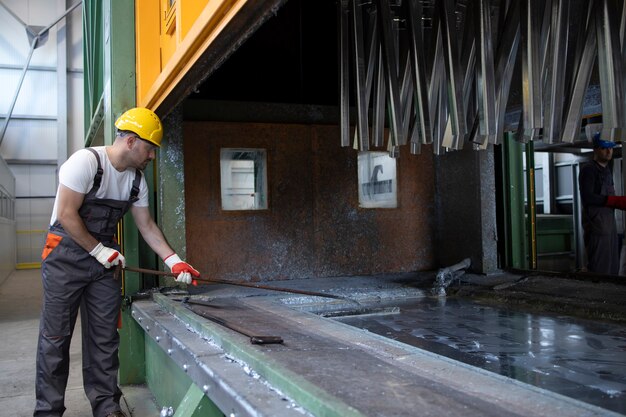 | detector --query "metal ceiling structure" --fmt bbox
[339,0,626,155]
